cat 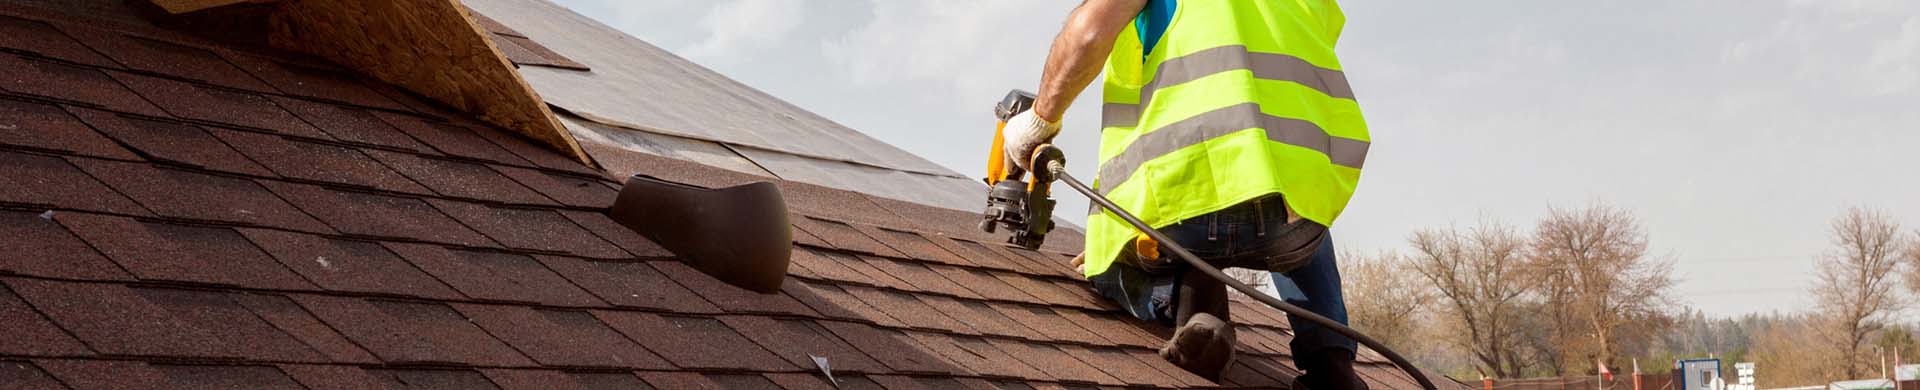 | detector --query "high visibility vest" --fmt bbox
[1083,0,1368,277]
